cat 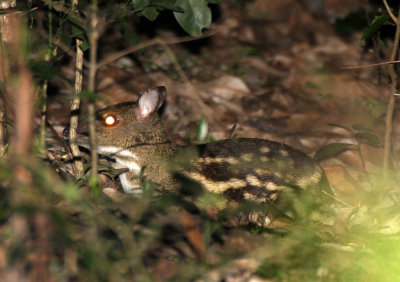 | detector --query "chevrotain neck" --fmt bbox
[108,141,178,193]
